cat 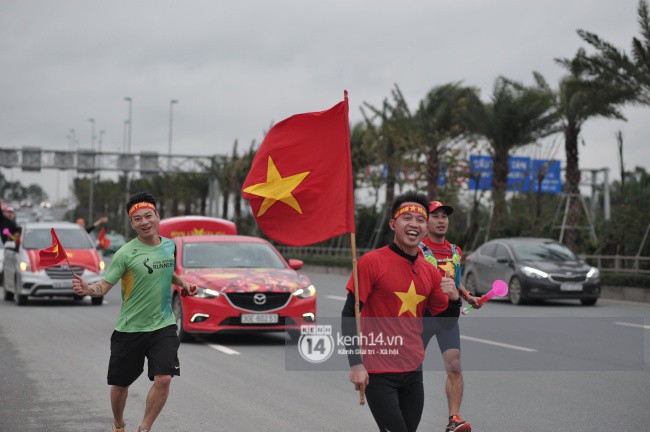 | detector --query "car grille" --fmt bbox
[219,316,293,326]
[45,266,84,280]
[549,274,587,283]
[224,292,292,312]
